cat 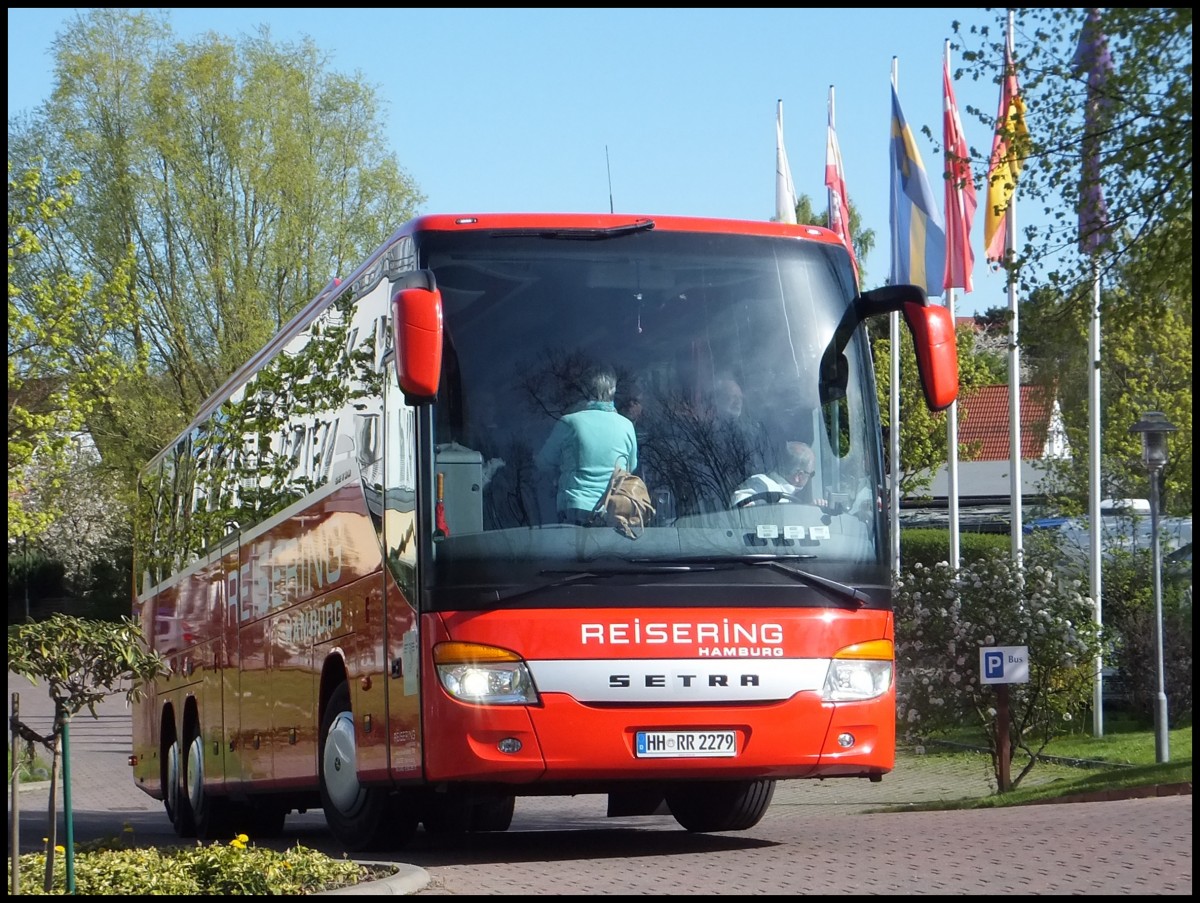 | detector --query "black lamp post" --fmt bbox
[1129,411,1177,763]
